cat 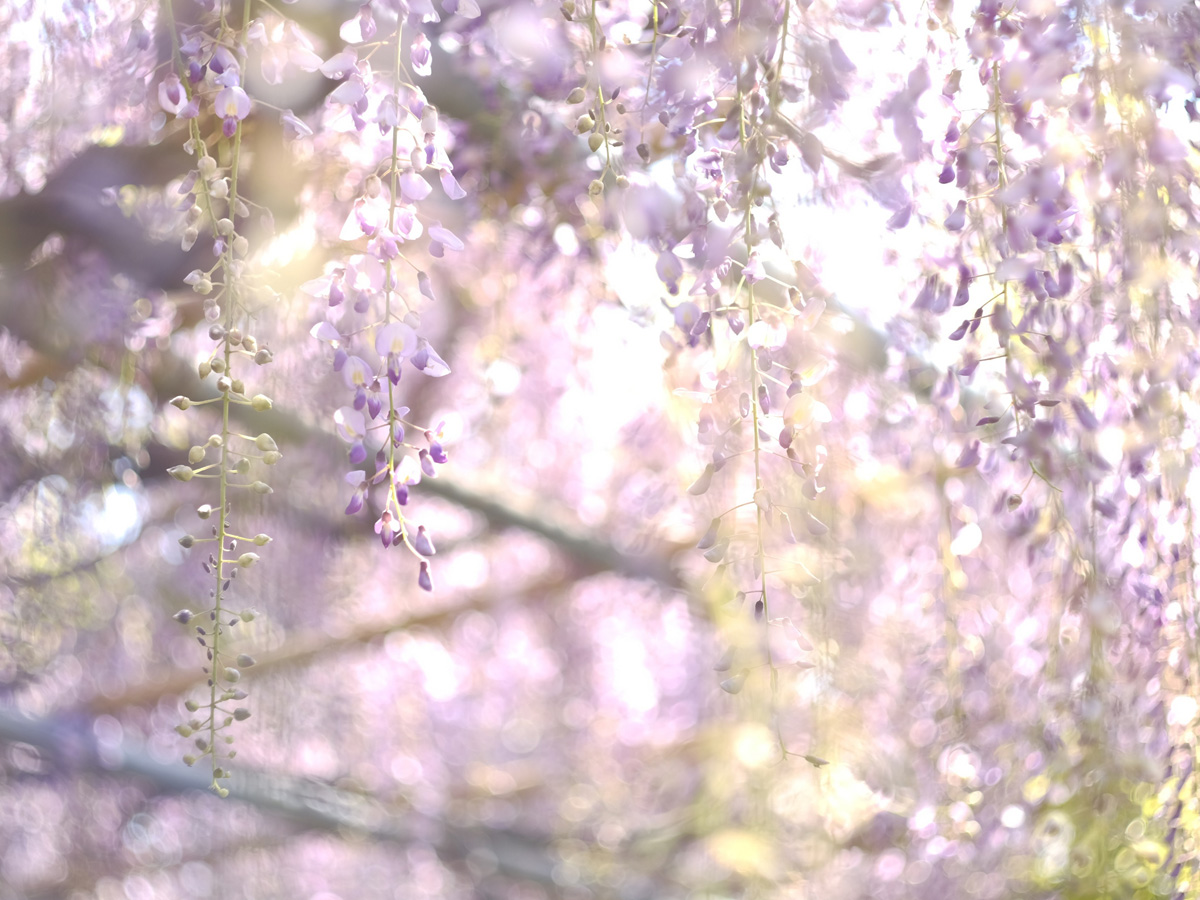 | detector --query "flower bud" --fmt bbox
[206,434,223,447]
[182,754,197,766]
[209,178,229,200]
[236,653,257,667]
[365,174,382,197]
[251,481,272,495]
[233,235,249,257]
[175,724,193,737]
[170,395,192,410]
[575,113,595,133]
[198,156,217,178]
[179,534,196,548]
[233,458,250,475]
[209,357,226,373]
[233,707,251,721]
[216,217,234,235]
[254,433,278,452]
[251,394,273,411]
[239,608,258,622]
[262,450,282,465]
[567,87,586,103]
[588,133,604,152]
[242,335,257,353]
[184,700,199,712]
[182,227,199,251]
[561,0,575,18]
[588,179,604,195]
[223,666,241,682]
[208,324,226,341]
[254,348,273,365]
[216,376,232,392]
[168,465,195,482]
[230,378,244,395]
[188,446,205,465]
[616,175,629,188]
[198,360,212,379]
[252,533,272,546]
[196,504,212,519]
[227,328,242,346]
[174,609,194,623]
